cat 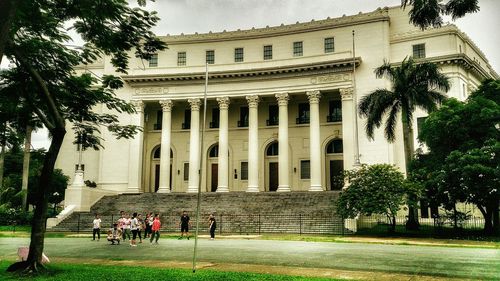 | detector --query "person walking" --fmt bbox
[130,212,139,247]
[144,212,153,239]
[150,214,161,244]
[137,213,144,243]
[122,213,131,241]
[208,213,216,240]
[92,214,102,241]
[179,211,191,240]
